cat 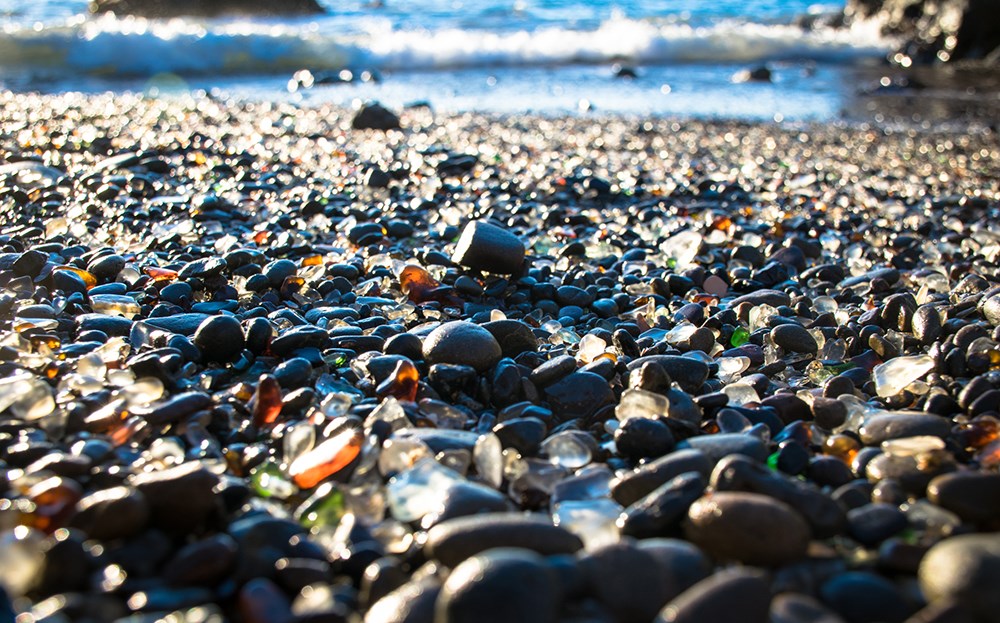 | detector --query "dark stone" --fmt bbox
[618,471,706,539]
[493,417,547,455]
[684,492,811,566]
[655,568,771,623]
[162,534,239,586]
[611,449,713,506]
[678,433,768,464]
[193,314,246,363]
[626,356,710,393]
[859,412,950,445]
[482,320,538,357]
[352,102,401,131]
[819,572,910,623]
[452,221,526,275]
[423,321,502,372]
[770,593,847,623]
[614,417,675,461]
[919,534,1000,620]
[145,312,211,336]
[579,540,679,623]
[771,324,818,354]
[69,485,149,540]
[436,549,558,623]
[425,513,583,567]
[846,503,908,547]
[365,578,441,623]
[130,461,219,534]
[543,371,614,422]
[928,472,1000,524]
[710,454,846,538]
